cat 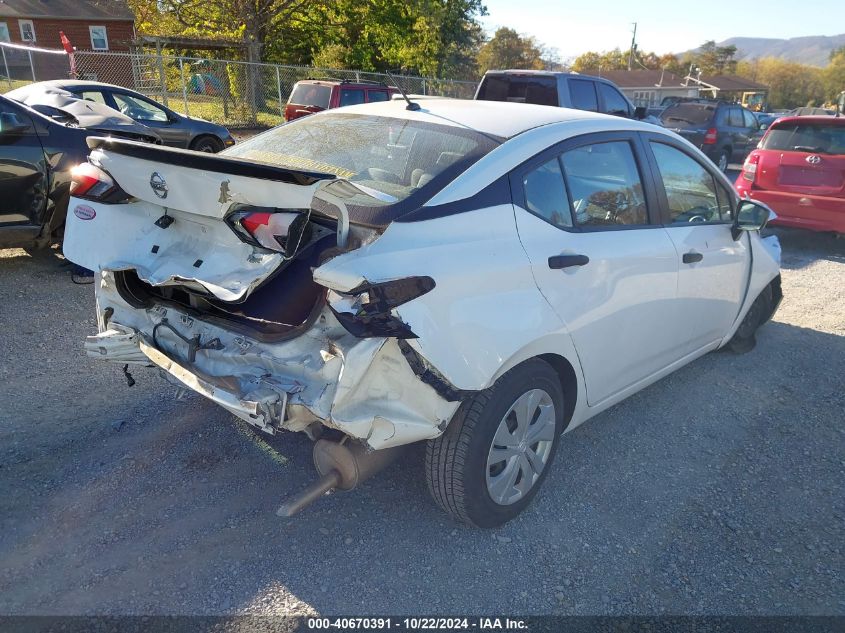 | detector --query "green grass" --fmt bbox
[157,93,283,128]
[1,78,31,92]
